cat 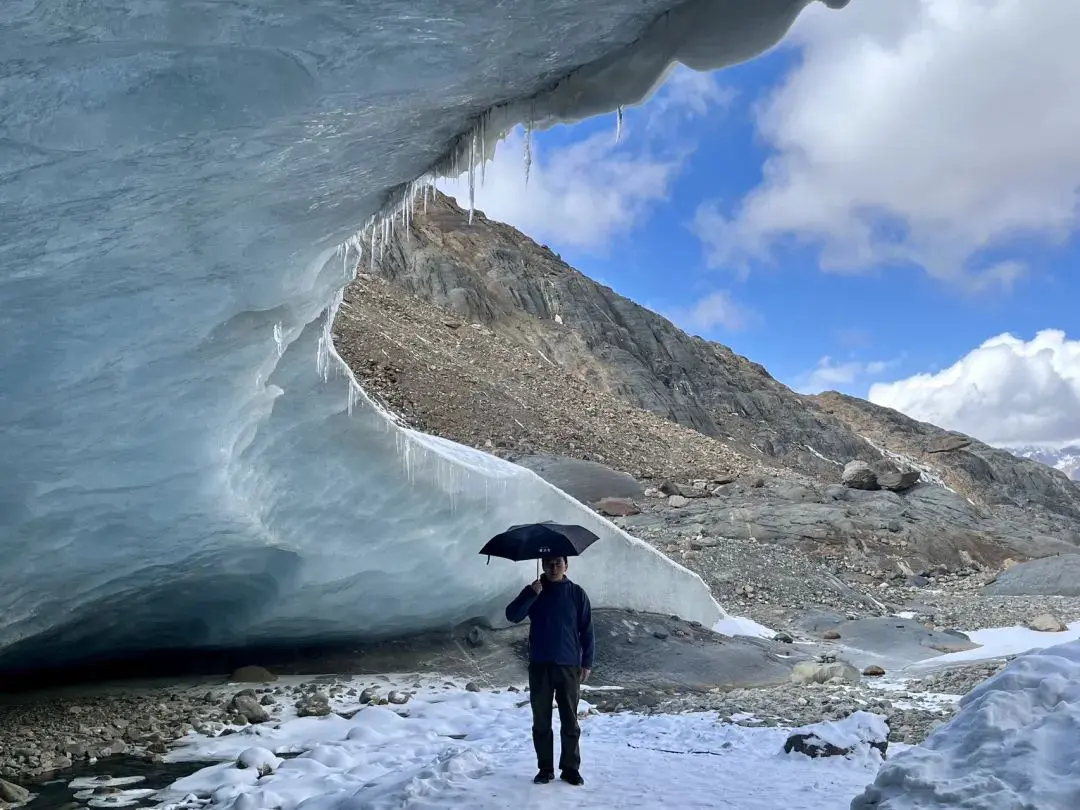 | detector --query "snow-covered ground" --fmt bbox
[144,681,883,810]
[903,619,1080,673]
